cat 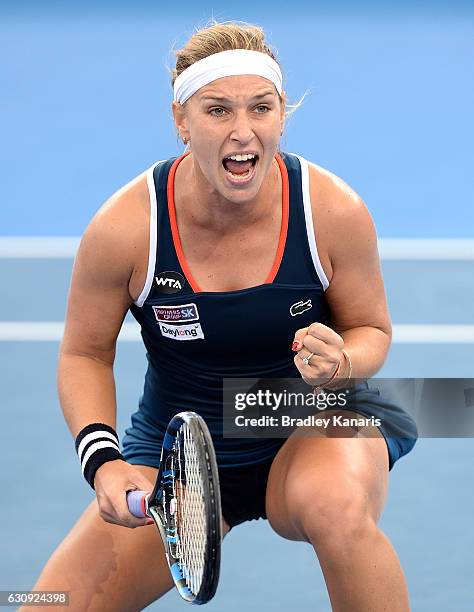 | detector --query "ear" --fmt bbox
[172,101,190,143]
